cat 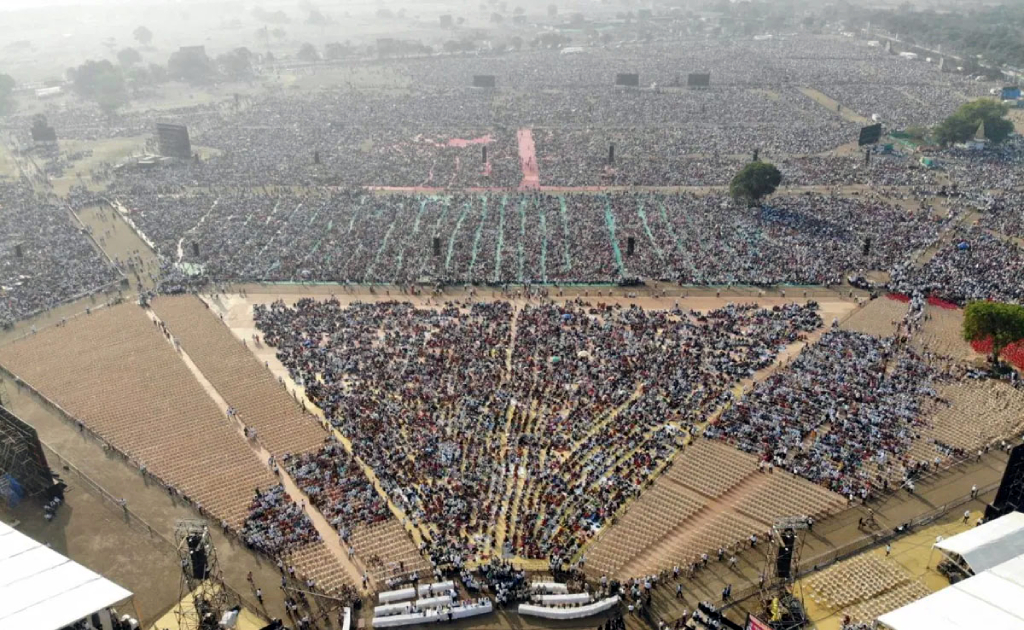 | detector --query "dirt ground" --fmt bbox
[0,383,292,625]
